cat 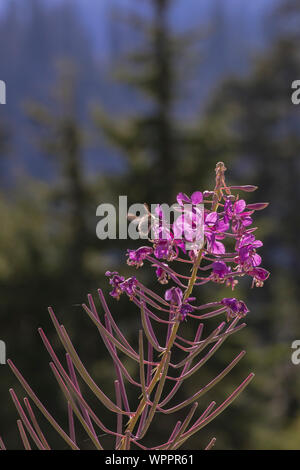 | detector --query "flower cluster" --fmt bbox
[164,287,195,321]
[221,298,249,321]
[105,271,138,300]
[107,165,269,323]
